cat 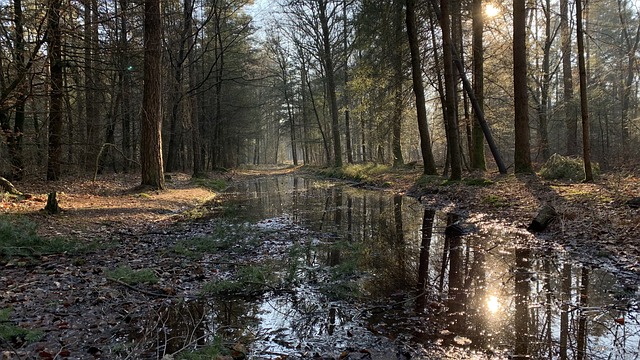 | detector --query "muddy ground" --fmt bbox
[0,166,638,359]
